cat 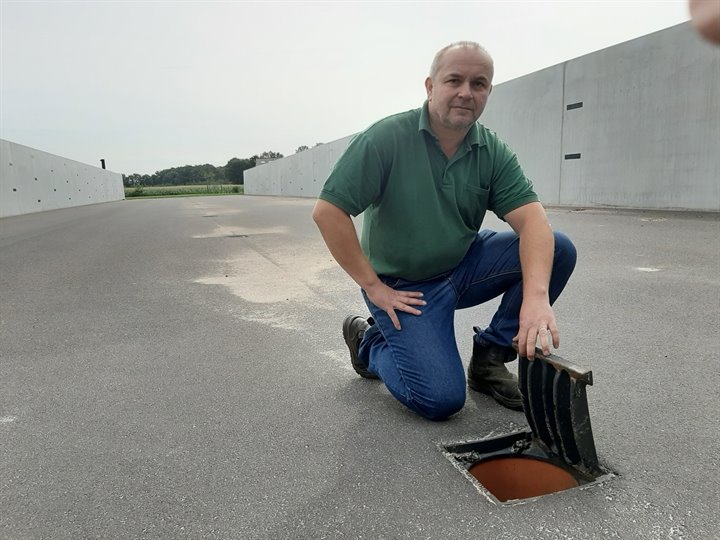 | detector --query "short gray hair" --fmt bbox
[429,41,492,78]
